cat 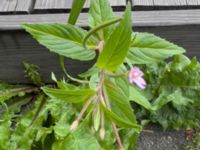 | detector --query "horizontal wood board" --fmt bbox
[34,0,126,9]
[1,0,200,13]
[0,0,33,12]
[1,10,200,30]
[0,25,199,83]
